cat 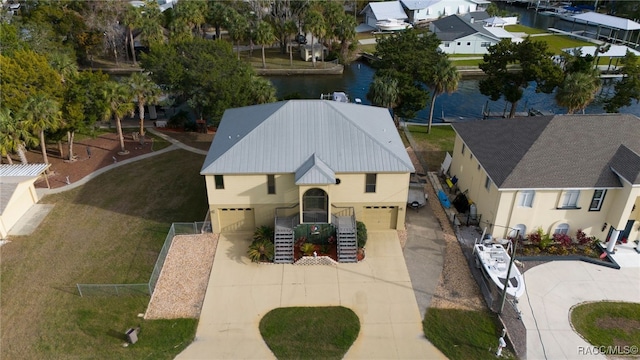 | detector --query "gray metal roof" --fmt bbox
[201,100,414,176]
[362,1,408,20]
[452,114,640,189]
[295,154,336,185]
[572,12,640,31]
